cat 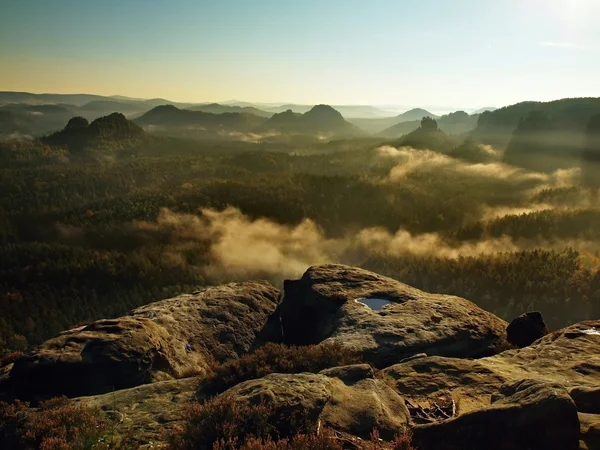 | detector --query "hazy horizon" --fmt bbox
[2,0,599,108]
